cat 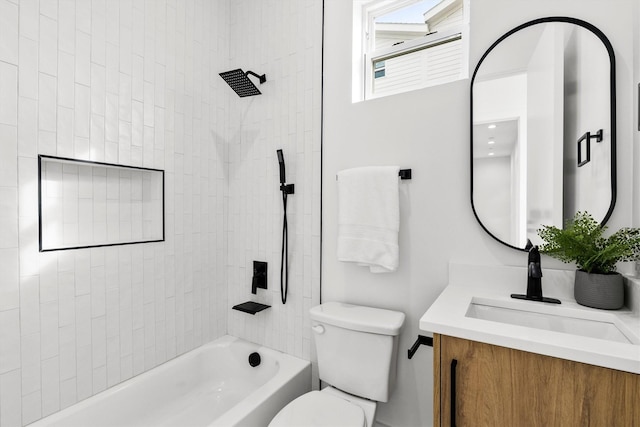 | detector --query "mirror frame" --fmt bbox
[470,16,617,251]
